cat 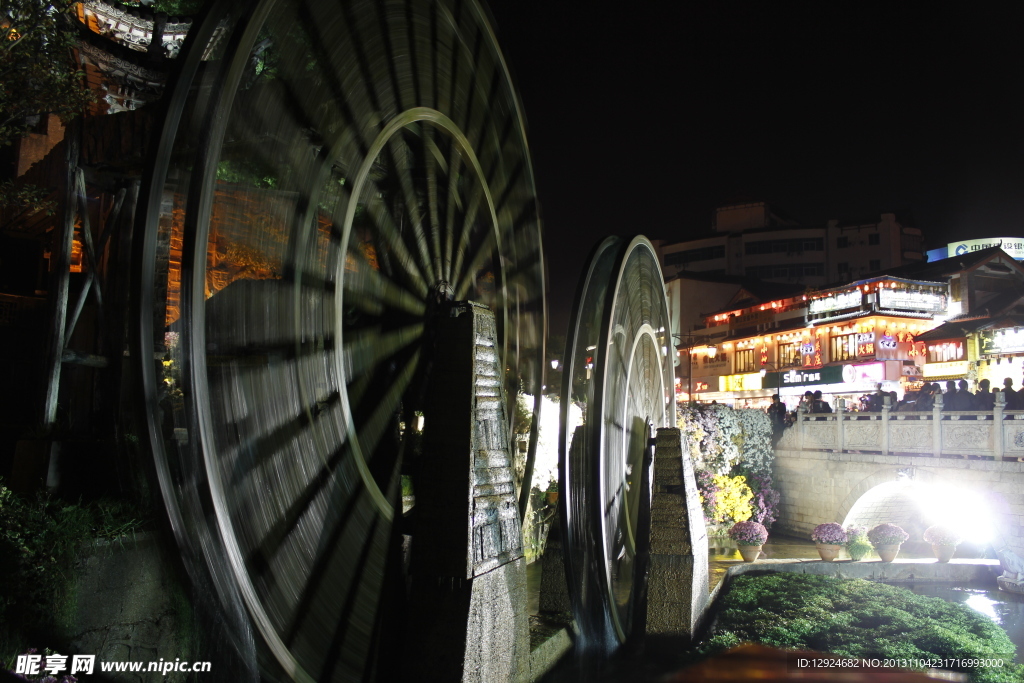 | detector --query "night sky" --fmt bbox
[488,2,1024,334]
